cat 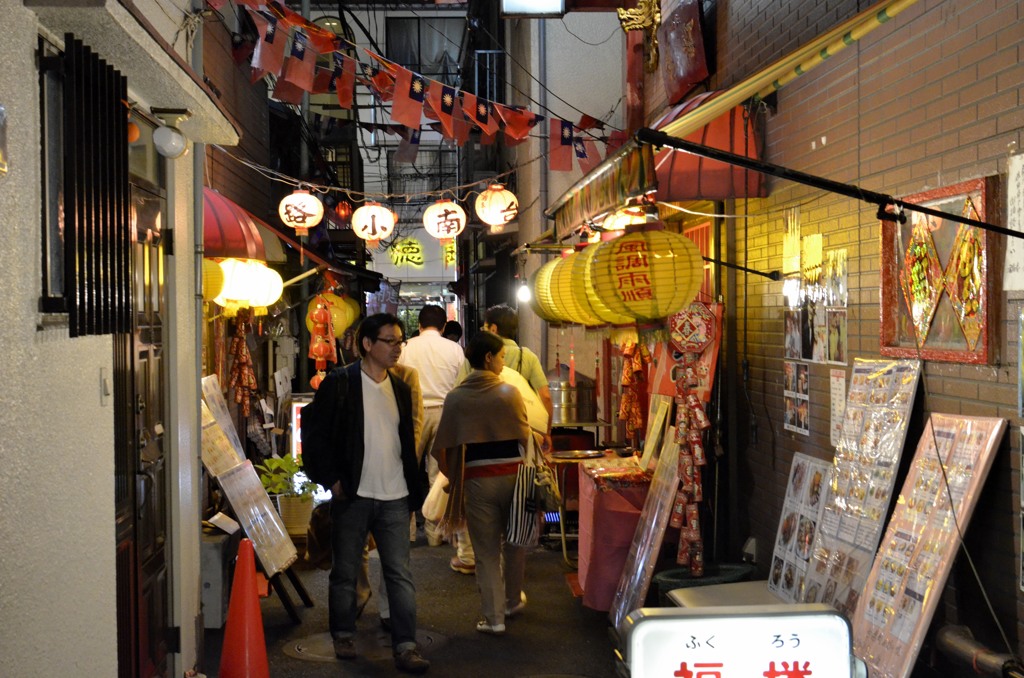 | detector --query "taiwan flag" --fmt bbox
[495,104,542,141]
[462,92,499,136]
[574,135,602,175]
[281,31,316,92]
[249,9,286,77]
[426,80,457,138]
[549,118,574,172]
[332,53,356,109]
[391,67,426,129]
